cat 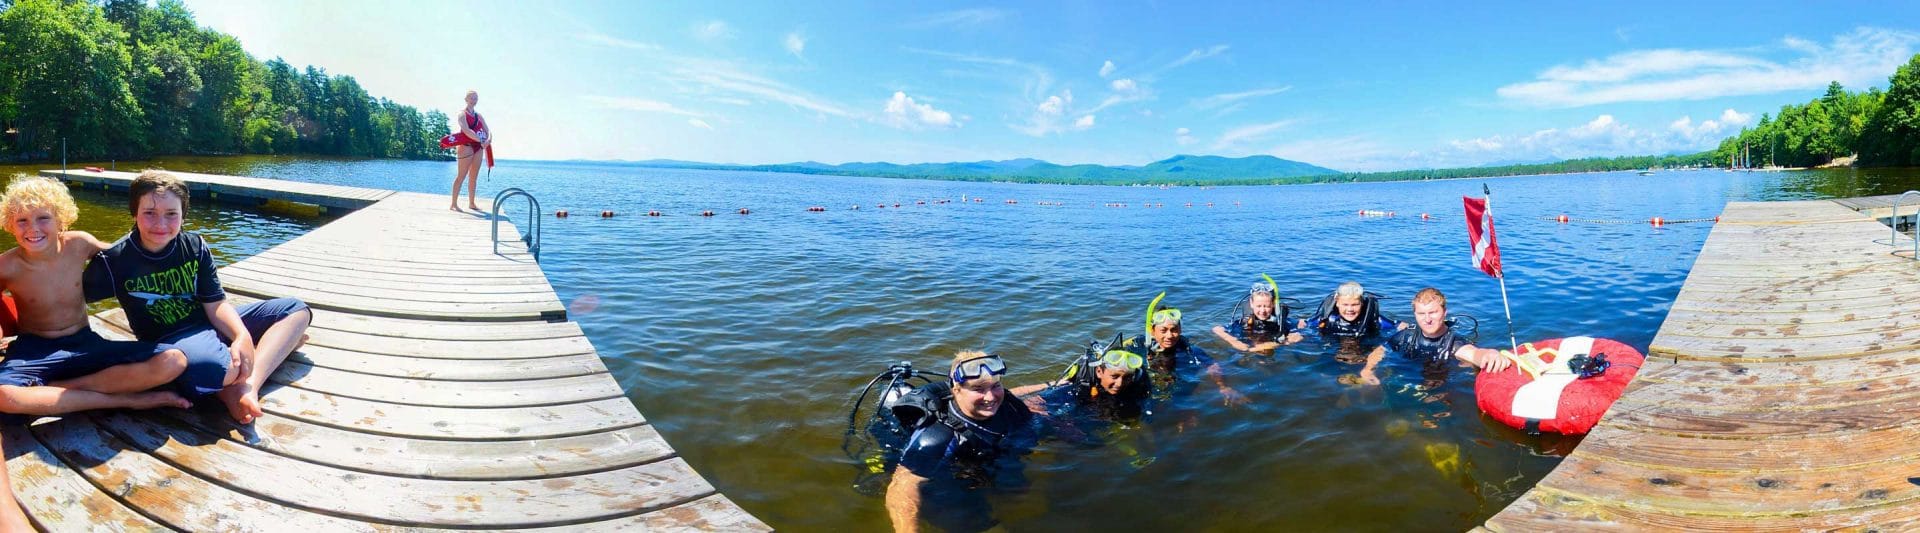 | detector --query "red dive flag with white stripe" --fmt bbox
[1463,196,1503,278]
